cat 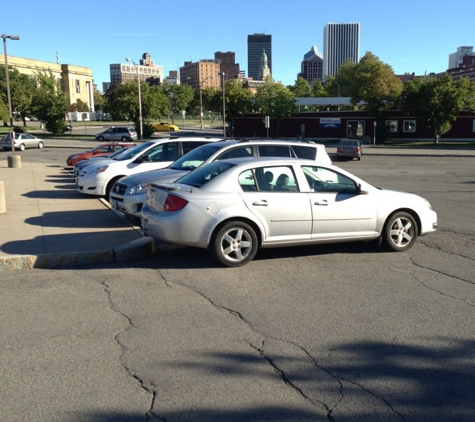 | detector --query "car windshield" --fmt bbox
[113,141,154,161]
[169,143,224,170]
[175,161,235,188]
